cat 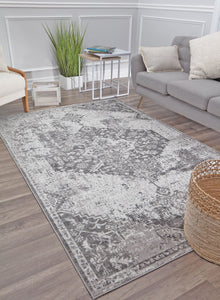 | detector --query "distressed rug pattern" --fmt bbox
[0,100,219,299]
